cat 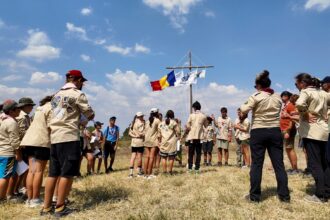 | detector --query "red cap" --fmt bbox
[66,70,87,82]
